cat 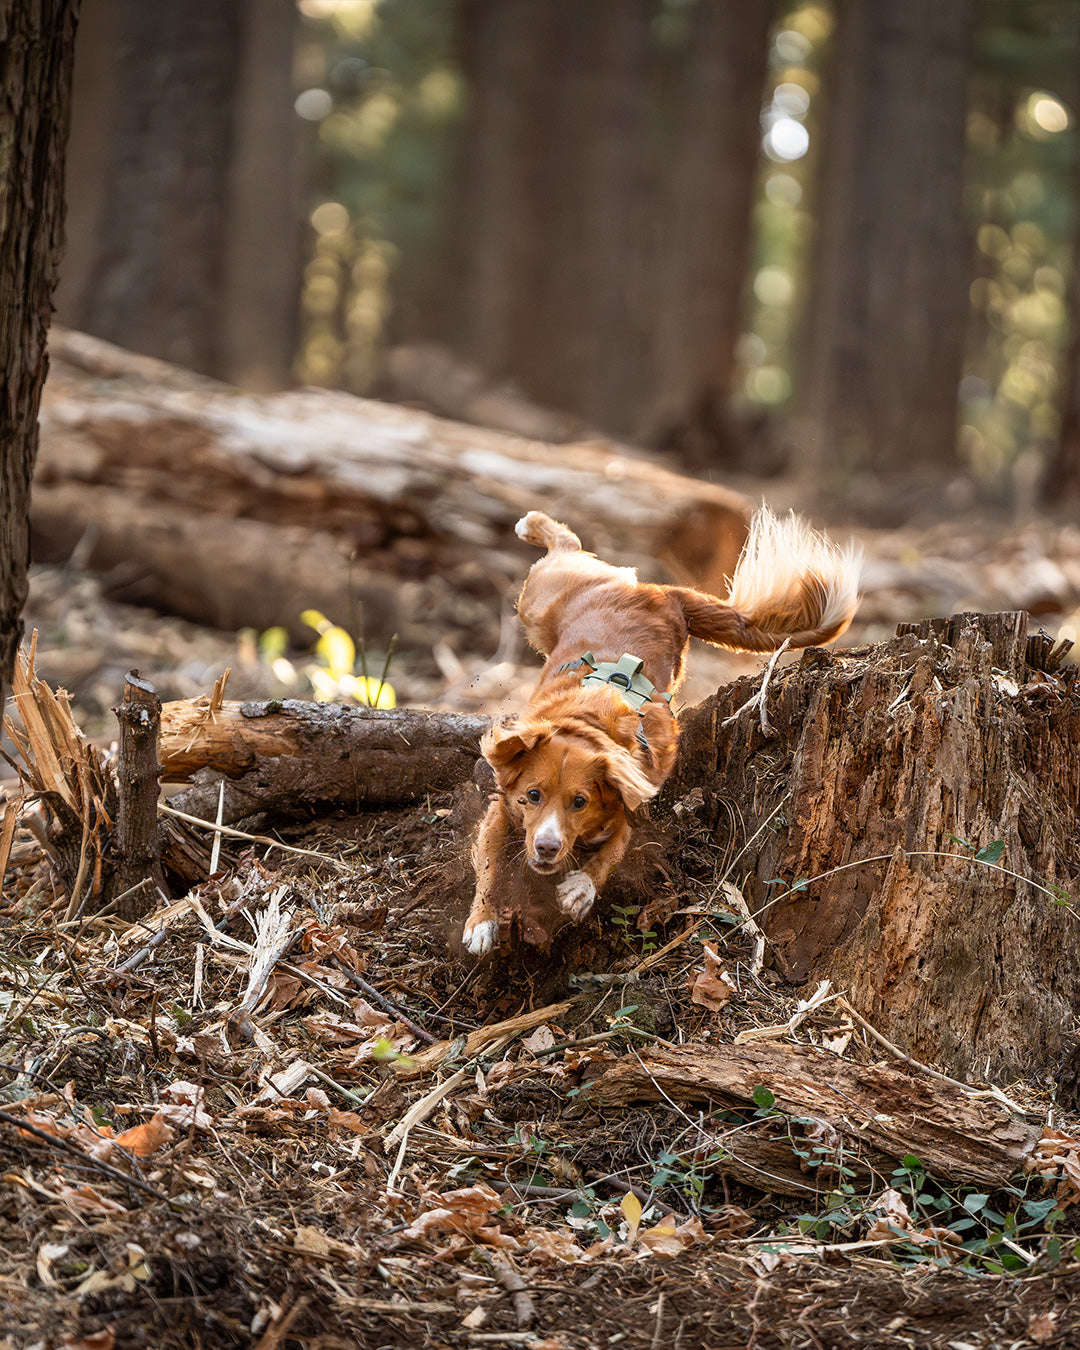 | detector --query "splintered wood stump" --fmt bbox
[667,611,1080,1089]
[110,671,166,919]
